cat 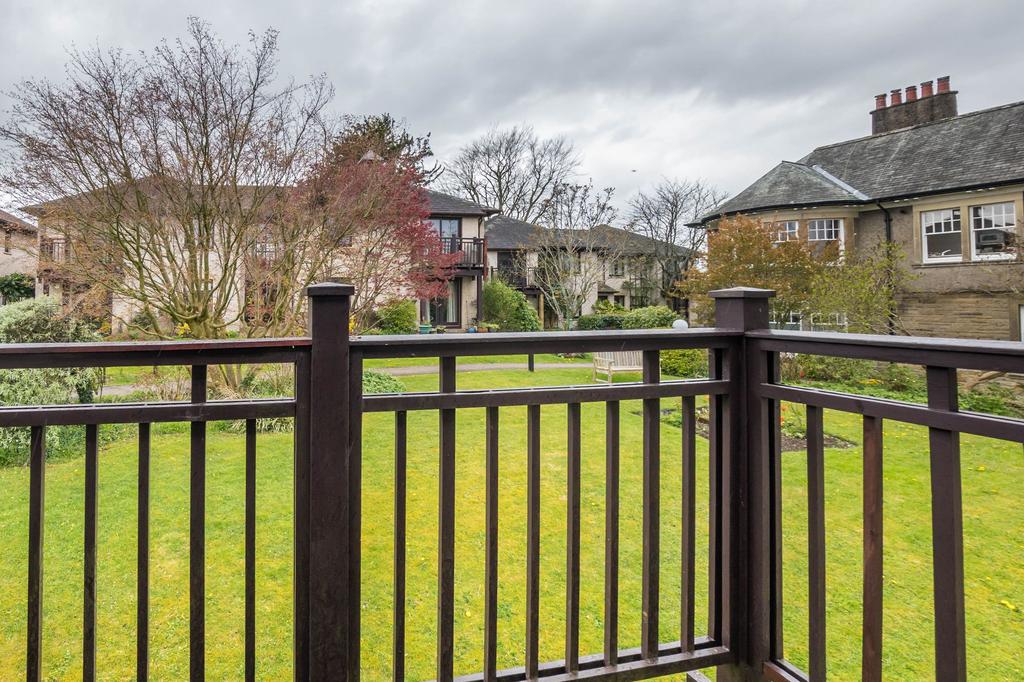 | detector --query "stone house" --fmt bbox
[697,76,1024,341]
[483,214,688,327]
